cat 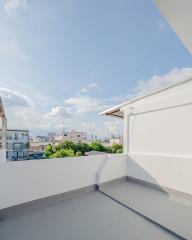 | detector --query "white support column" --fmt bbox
[0,116,7,163]
[123,110,129,154]
[123,108,134,154]
[2,116,7,149]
